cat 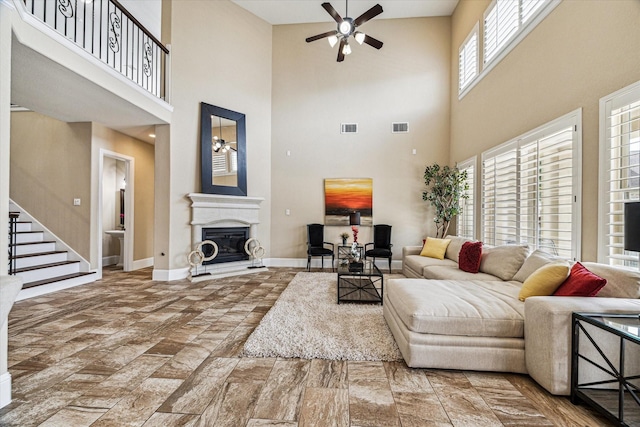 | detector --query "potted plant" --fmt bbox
[422,163,469,238]
[340,232,349,245]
